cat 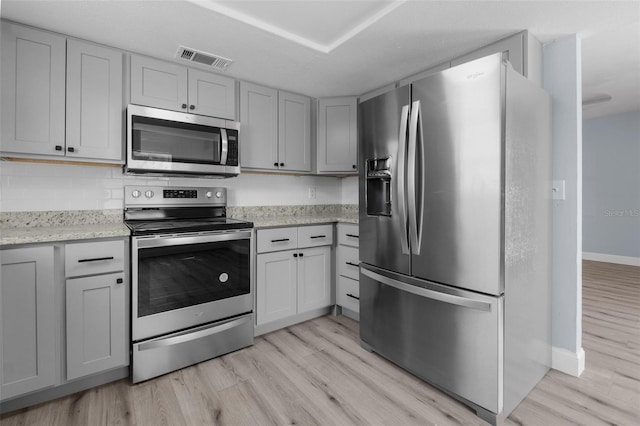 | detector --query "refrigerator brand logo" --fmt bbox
[466,72,485,80]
